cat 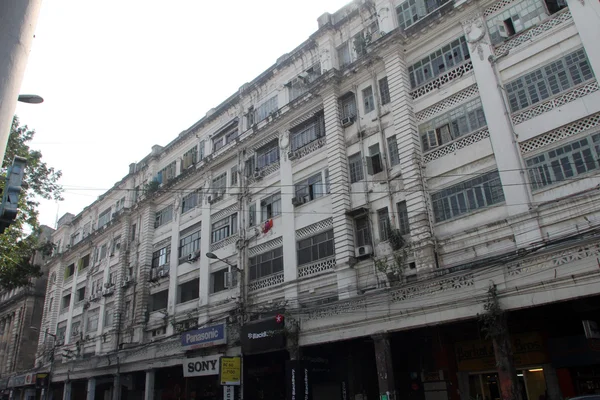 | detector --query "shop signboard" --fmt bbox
[181,323,226,350]
[183,354,222,378]
[240,317,286,354]
[455,332,548,371]
[220,357,241,386]
[286,360,312,400]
